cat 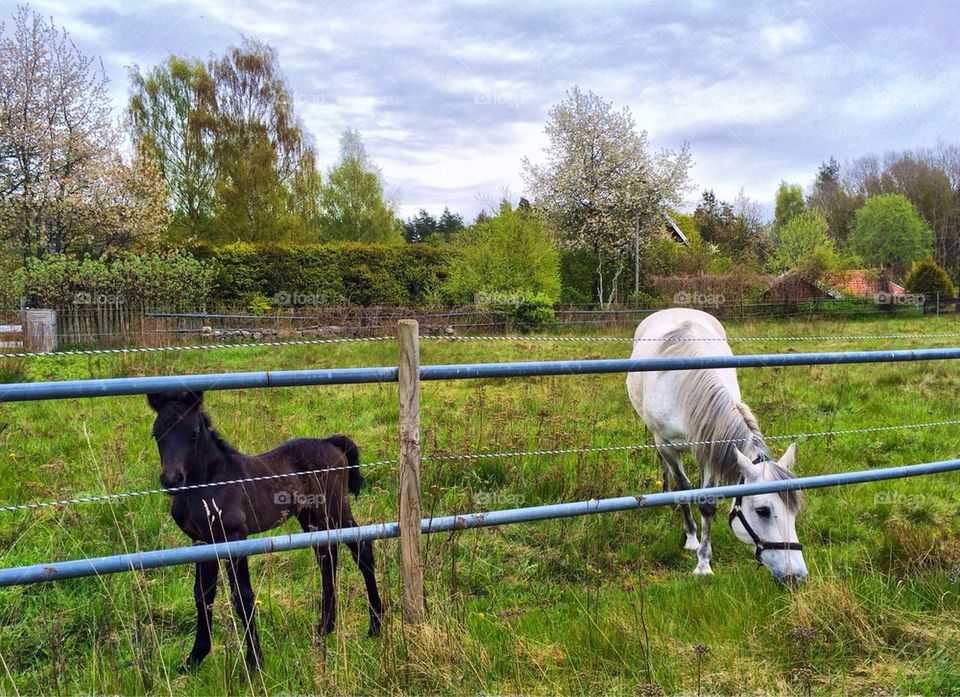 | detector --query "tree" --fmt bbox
[319,129,399,243]
[807,157,858,247]
[693,189,771,264]
[849,193,933,273]
[771,210,839,277]
[903,257,956,298]
[0,6,168,260]
[403,209,437,243]
[208,38,321,243]
[522,86,691,306]
[773,181,805,233]
[128,56,217,241]
[436,207,465,240]
[444,200,560,303]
